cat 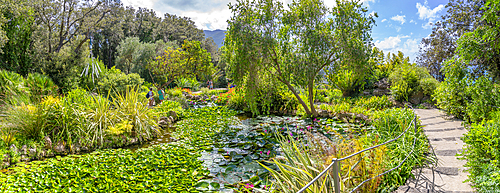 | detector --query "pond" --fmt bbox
[130,106,371,191]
